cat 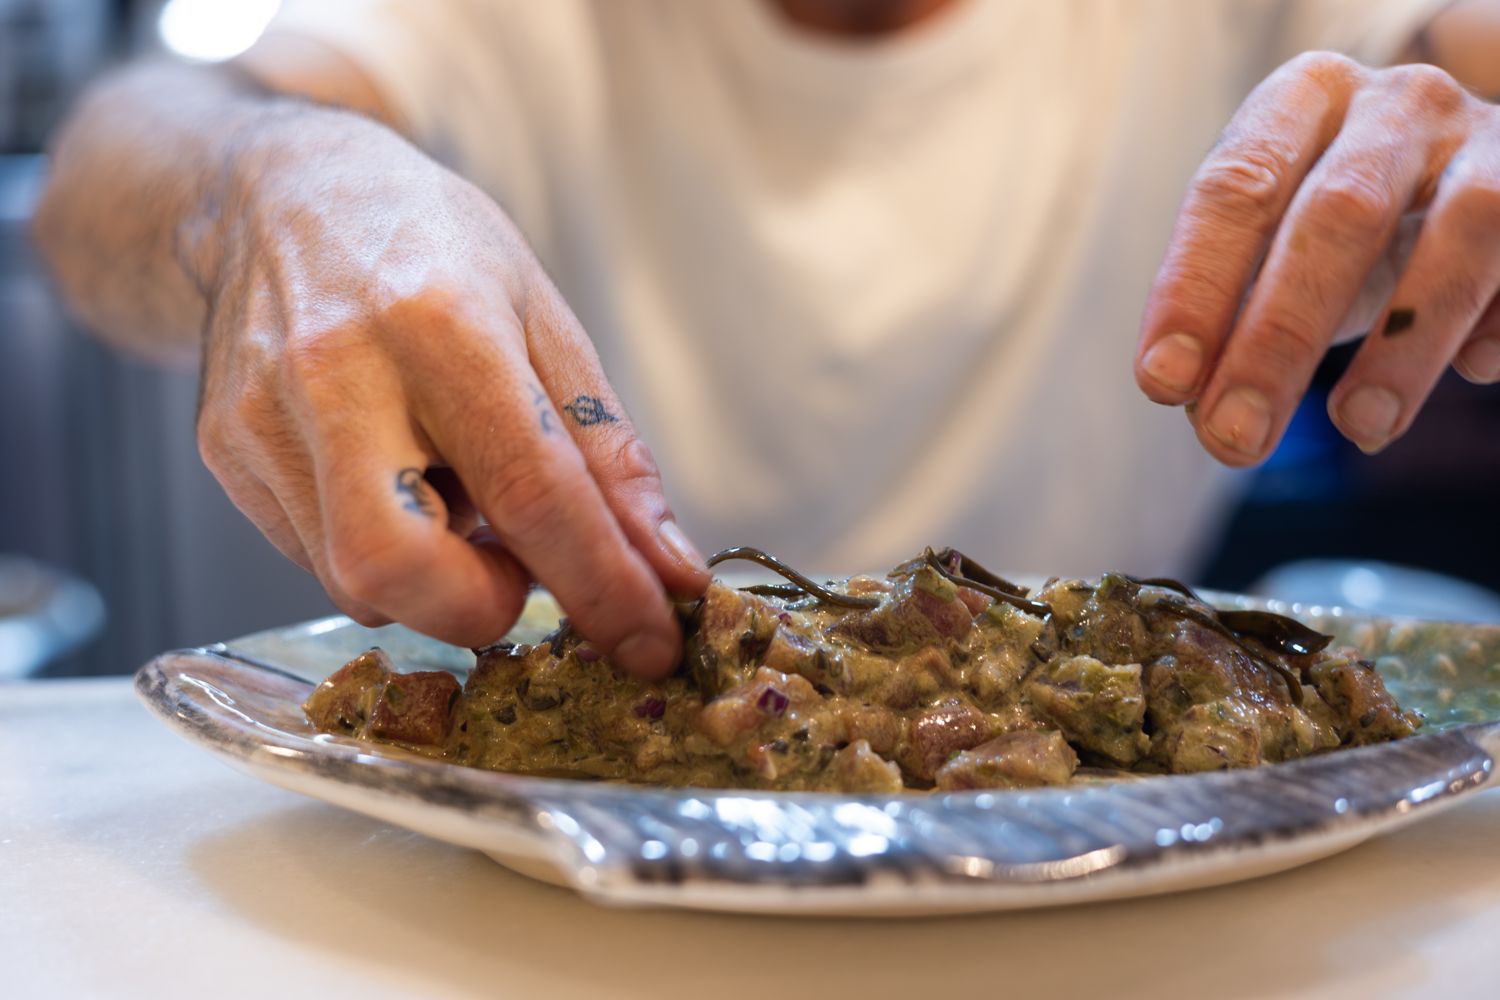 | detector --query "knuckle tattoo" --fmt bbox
[561,394,619,427]
[1382,308,1417,337]
[396,467,437,517]
[529,383,558,435]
